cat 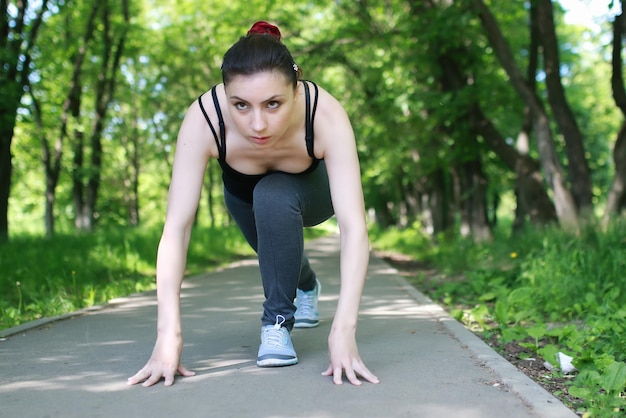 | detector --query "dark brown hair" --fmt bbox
[221,21,301,88]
